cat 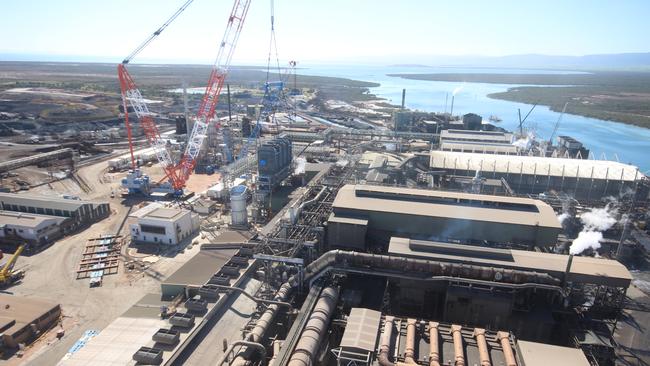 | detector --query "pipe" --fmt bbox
[304,250,561,288]
[268,340,284,366]
[451,324,464,366]
[429,322,440,366]
[497,331,517,366]
[249,283,292,343]
[403,319,417,364]
[292,186,328,225]
[287,286,339,366]
[474,328,491,366]
[215,340,267,366]
[204,284,292,308]
[563,254,574,286]
[378,316,395,366]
